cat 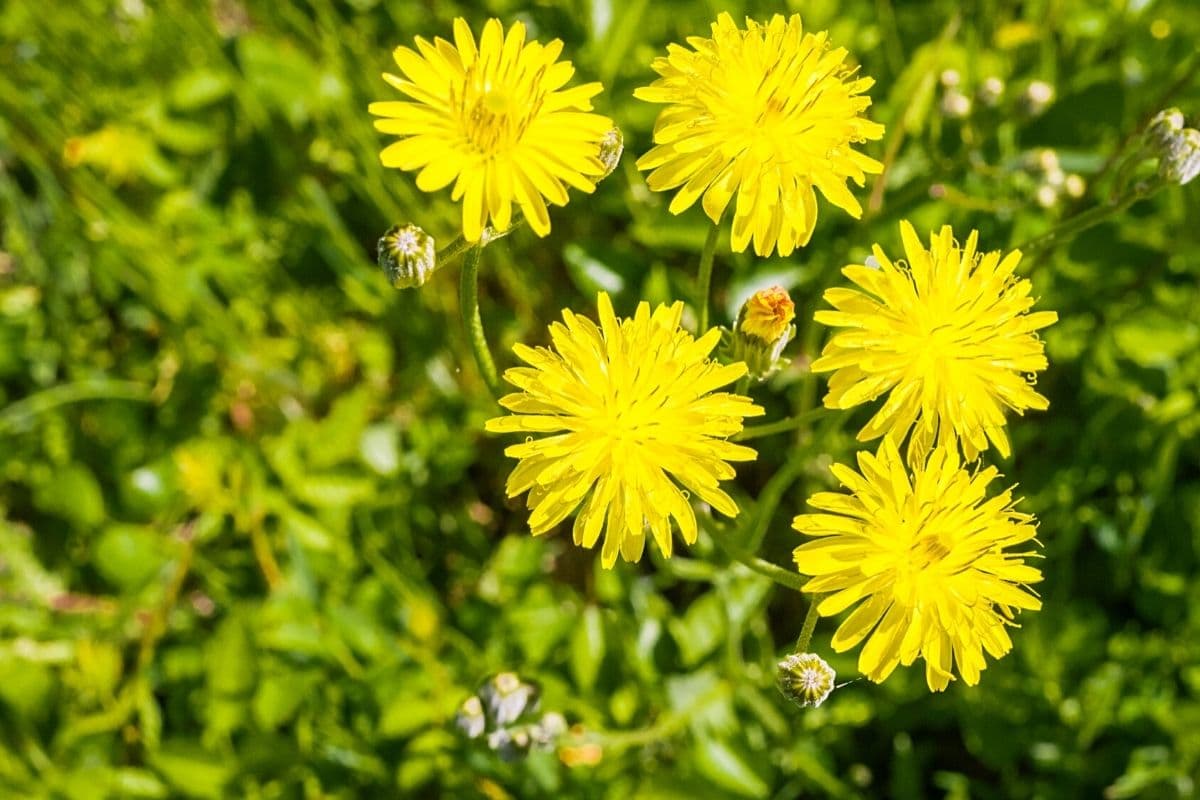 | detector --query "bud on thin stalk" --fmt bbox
[378,223,436,289]
[777,652,837,708]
